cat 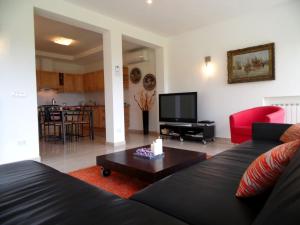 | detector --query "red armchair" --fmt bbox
[230,106,285,144]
